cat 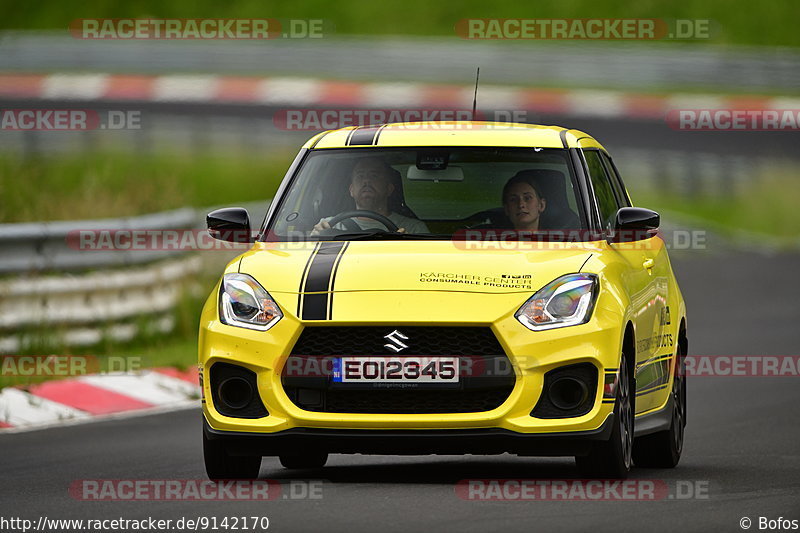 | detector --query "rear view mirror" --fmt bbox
[406,165,465,182]
[613,207,659,242]
[207,208,255,243]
